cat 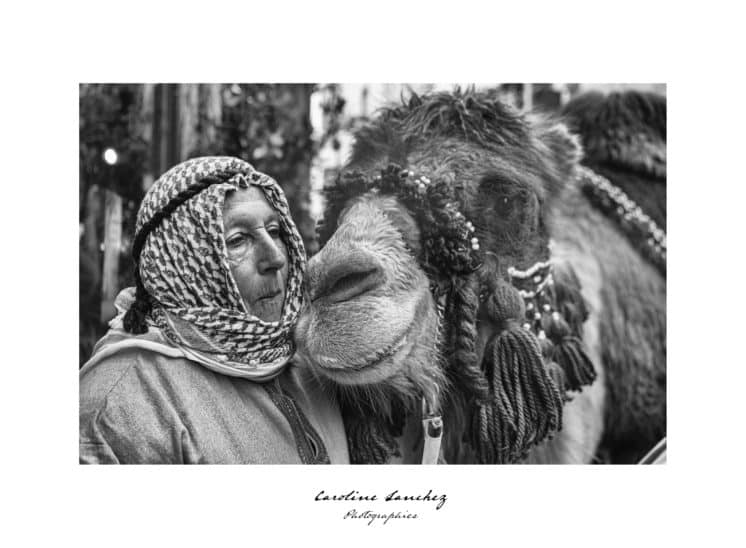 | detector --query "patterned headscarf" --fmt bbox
[126,156,306,380]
